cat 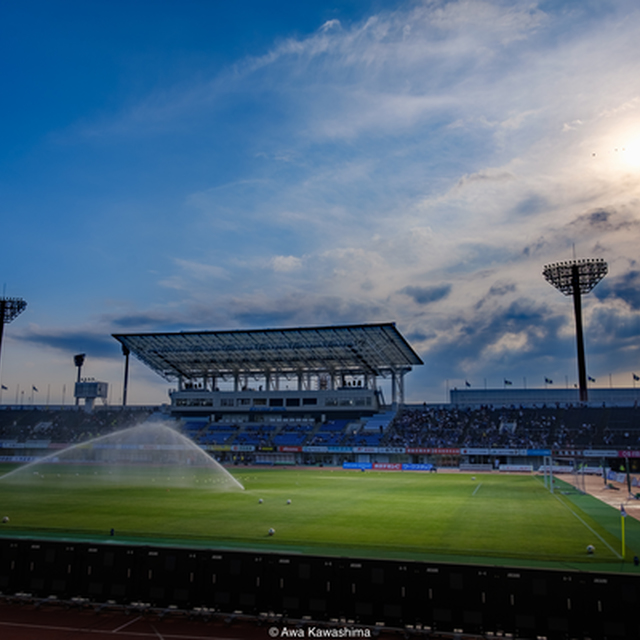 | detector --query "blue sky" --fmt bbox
[2,0,640,406]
